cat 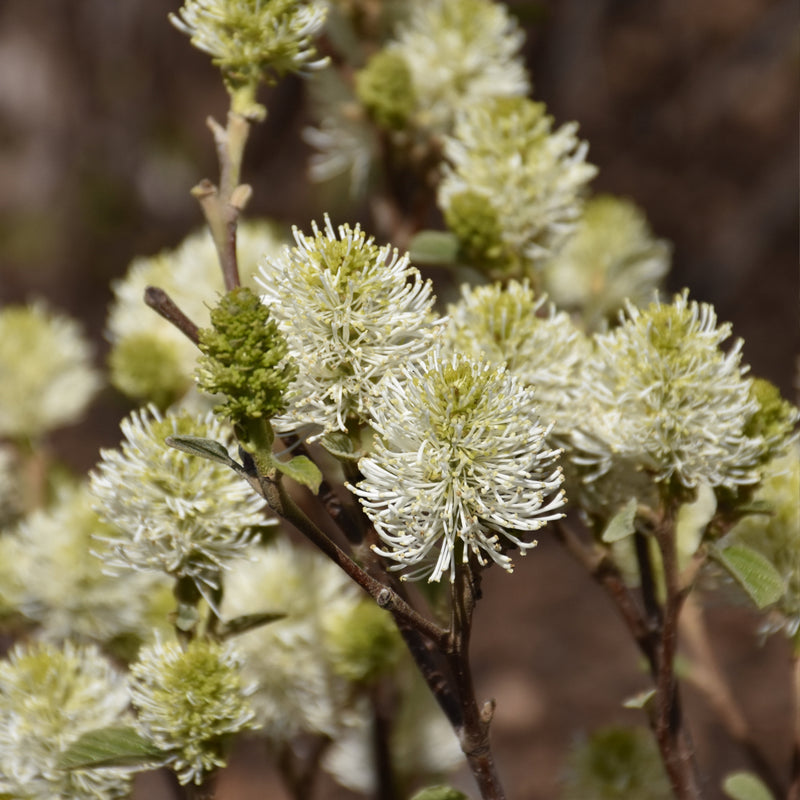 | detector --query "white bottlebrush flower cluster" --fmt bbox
[0,482,170,645]
[130,638,257,785]
[445,280,590,438]
[0,304,101,439]
[107,221,284,406]
[439,97,597,277]
[353,348,566,582]
[90,405,269,590]
[221,538,366,742]
[257,214,439,440]
[575,291,764,492]
[171,0,328,115]
[0,641,131,800]
[384,0,529,135]
[542,194,672,328]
